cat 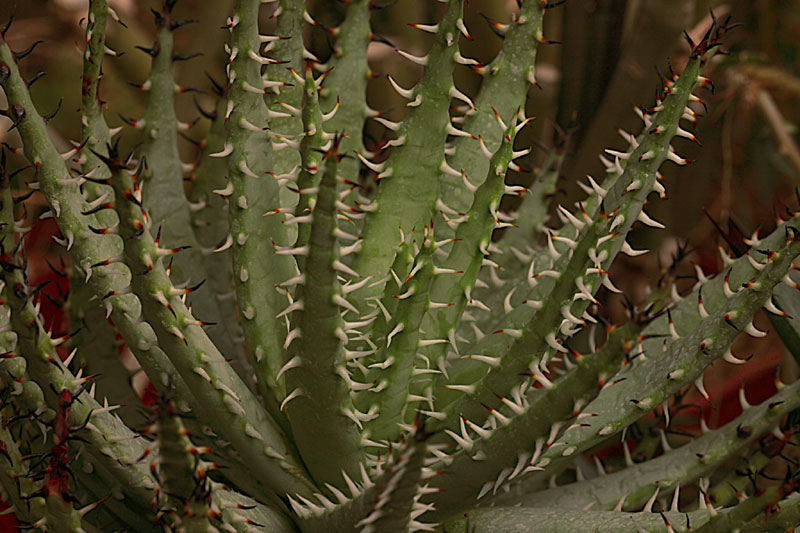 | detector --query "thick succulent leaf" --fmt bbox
[317,0,371,185]
[289,63,328,266]
[362,226,438,442]
[426,322,640,519]
[739,492,800,532]
[769,282,800,363]
[185,96,252,391]
[521,215,800,490]
[495,370,800,511]
[438,0,545,216]
[284,138,363,488]
[79,0,115,204]
[440,507,713,533]
[225,0,299,424]
[351,0,467,302]
[137,3,220,329]
[294,427,432,533]
[430,41,718,430]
